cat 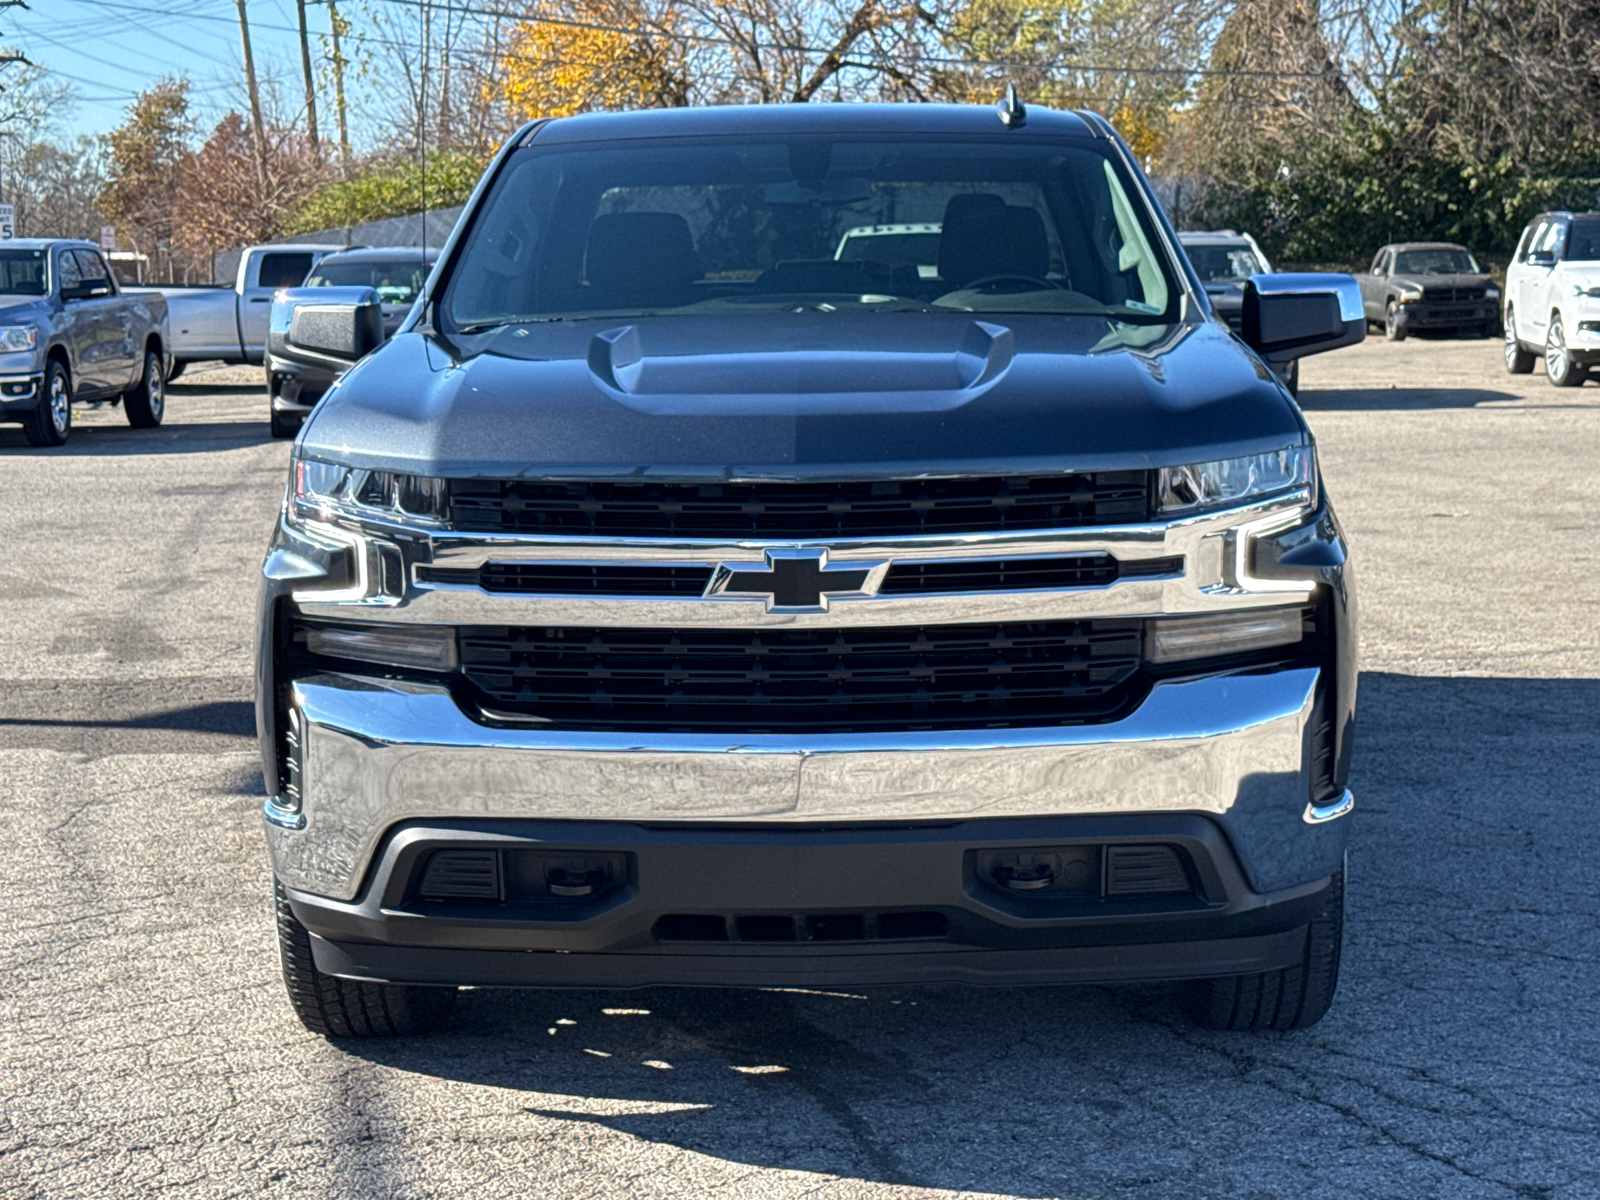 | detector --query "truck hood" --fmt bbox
[300,312,1307,479]
[0,295,49,315]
